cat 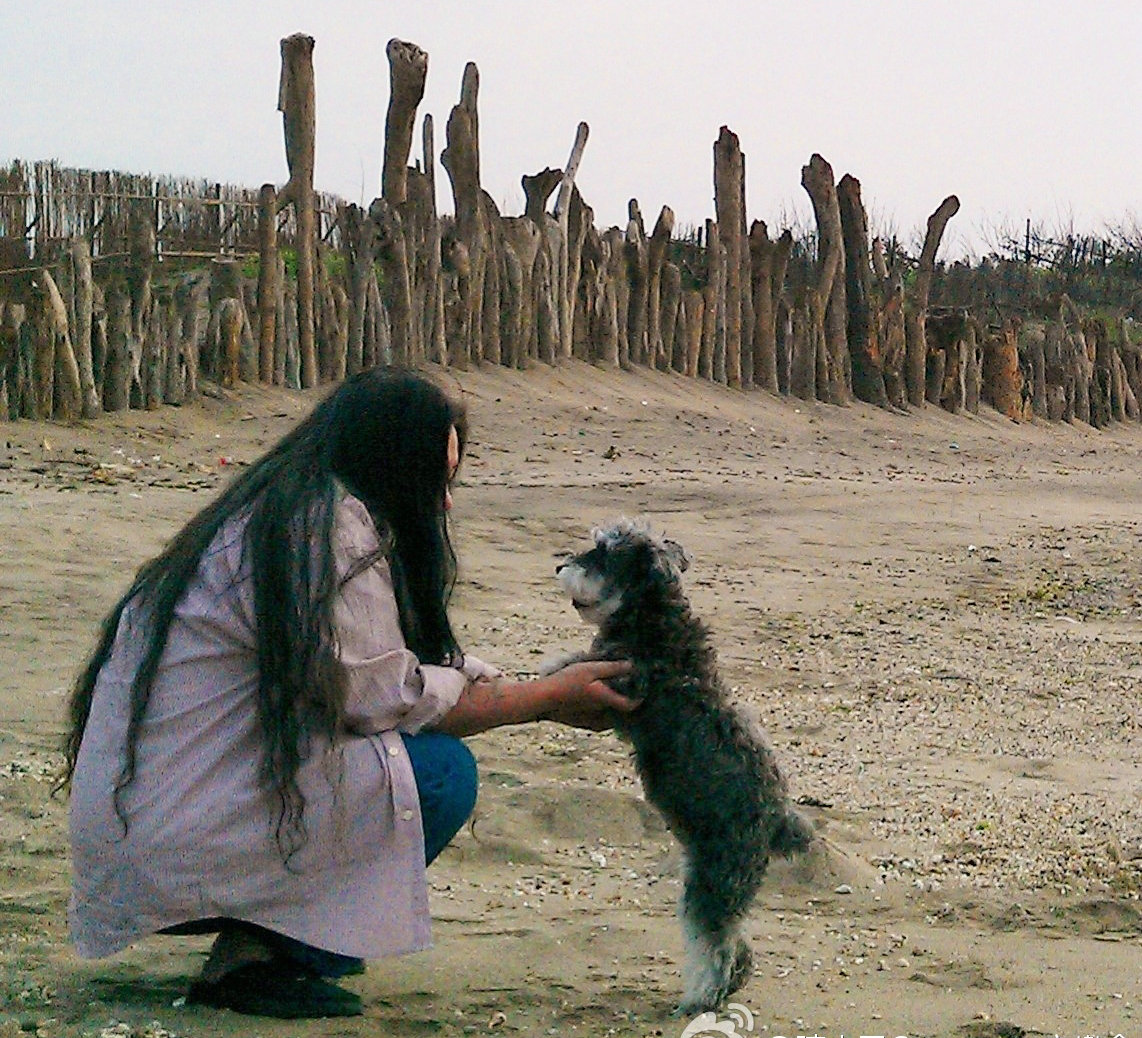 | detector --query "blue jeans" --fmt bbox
[238,731,478,977]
